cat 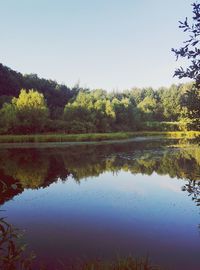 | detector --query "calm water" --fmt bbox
[0,138,200,269]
